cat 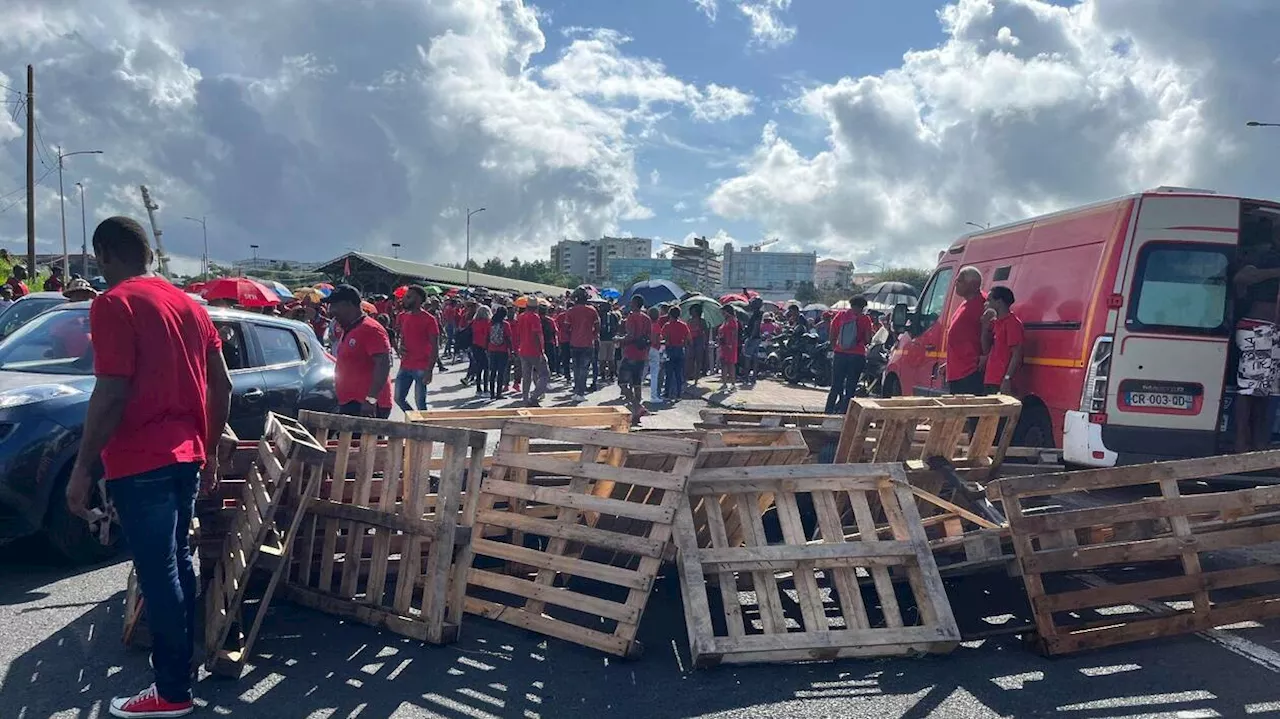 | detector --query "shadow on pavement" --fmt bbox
[0,538,128,607]
[5,566,1280,718]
